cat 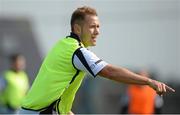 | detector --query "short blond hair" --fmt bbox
[71,6,98,31]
